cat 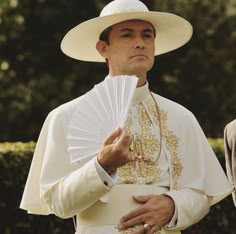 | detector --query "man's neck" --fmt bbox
[137,76,147,87]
